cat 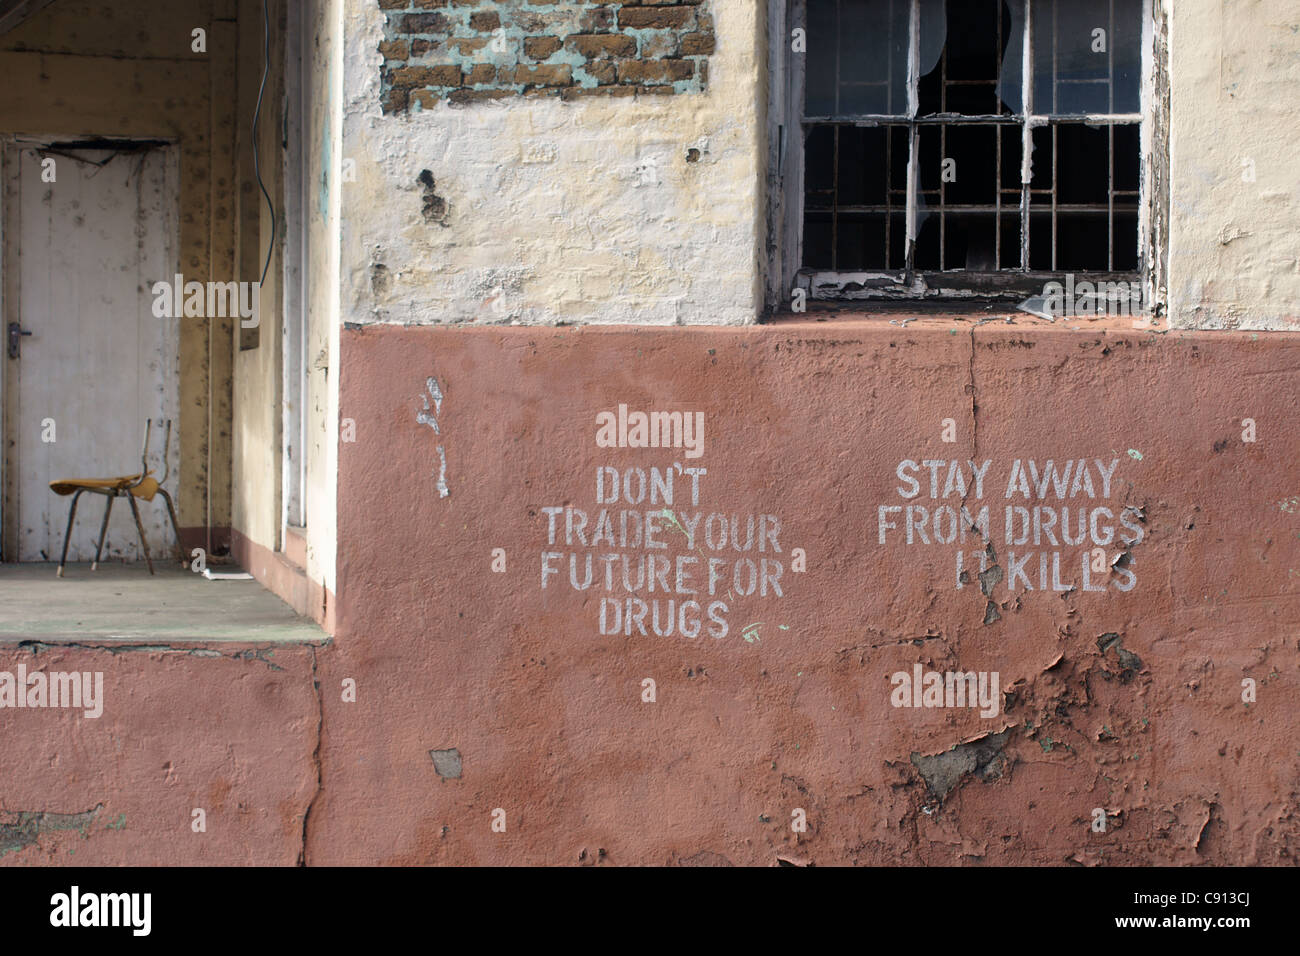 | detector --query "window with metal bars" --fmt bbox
[777,0,1150,302]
